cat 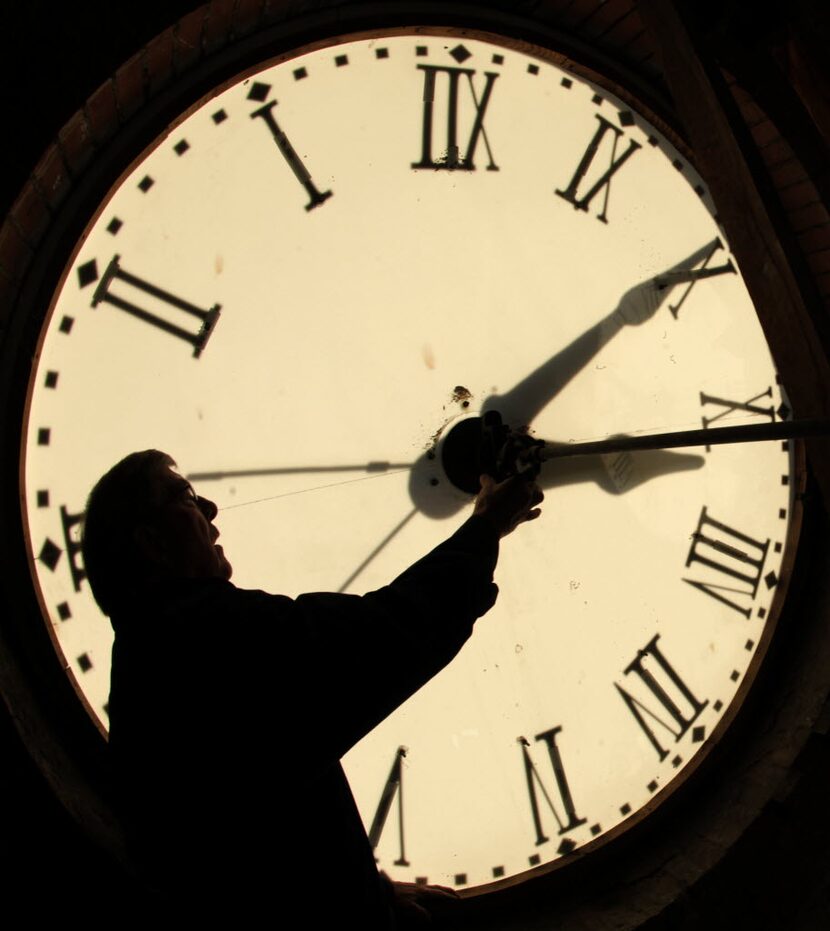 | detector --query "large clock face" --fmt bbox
[22,31,798,890]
